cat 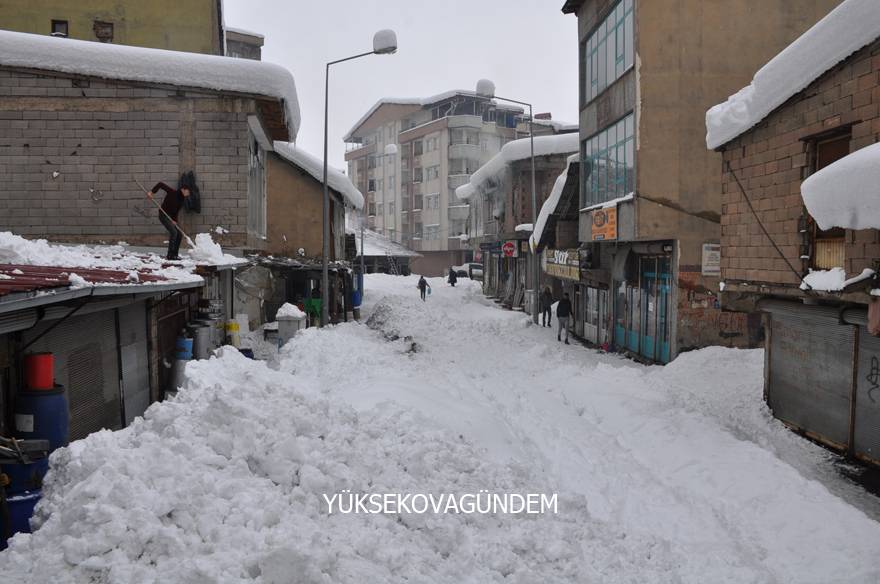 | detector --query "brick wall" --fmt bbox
[0,69,254,247]
[719,39,880,287]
